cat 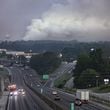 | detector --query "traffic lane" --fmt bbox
[26,84,69,110]
[8,68,31,110]
[22,90,39,110]
[31,85,83,110]
[8,68,44,110]
[17,68,49,110]
[27,83,74,110]
[7,97,14,110]
[30,81,105,110]
[46,62,75,79]
[8,95,20,110]
[23,82,53,110]
[22,68,107,110]
[8,94,32,110]
[43,87,72,110]
[8,68,22,110]
[19,67,53,110]
[23,71,77,110]
[22,69,42,85]
[34,86,107,110]
[47,88,107,110]
[45,66,75,87]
